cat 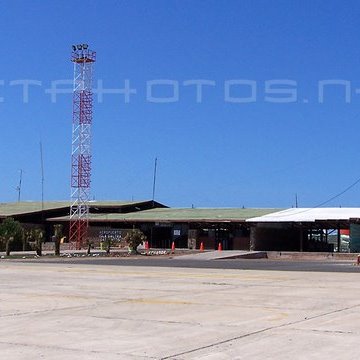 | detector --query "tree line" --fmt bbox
[0,218,63,256]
